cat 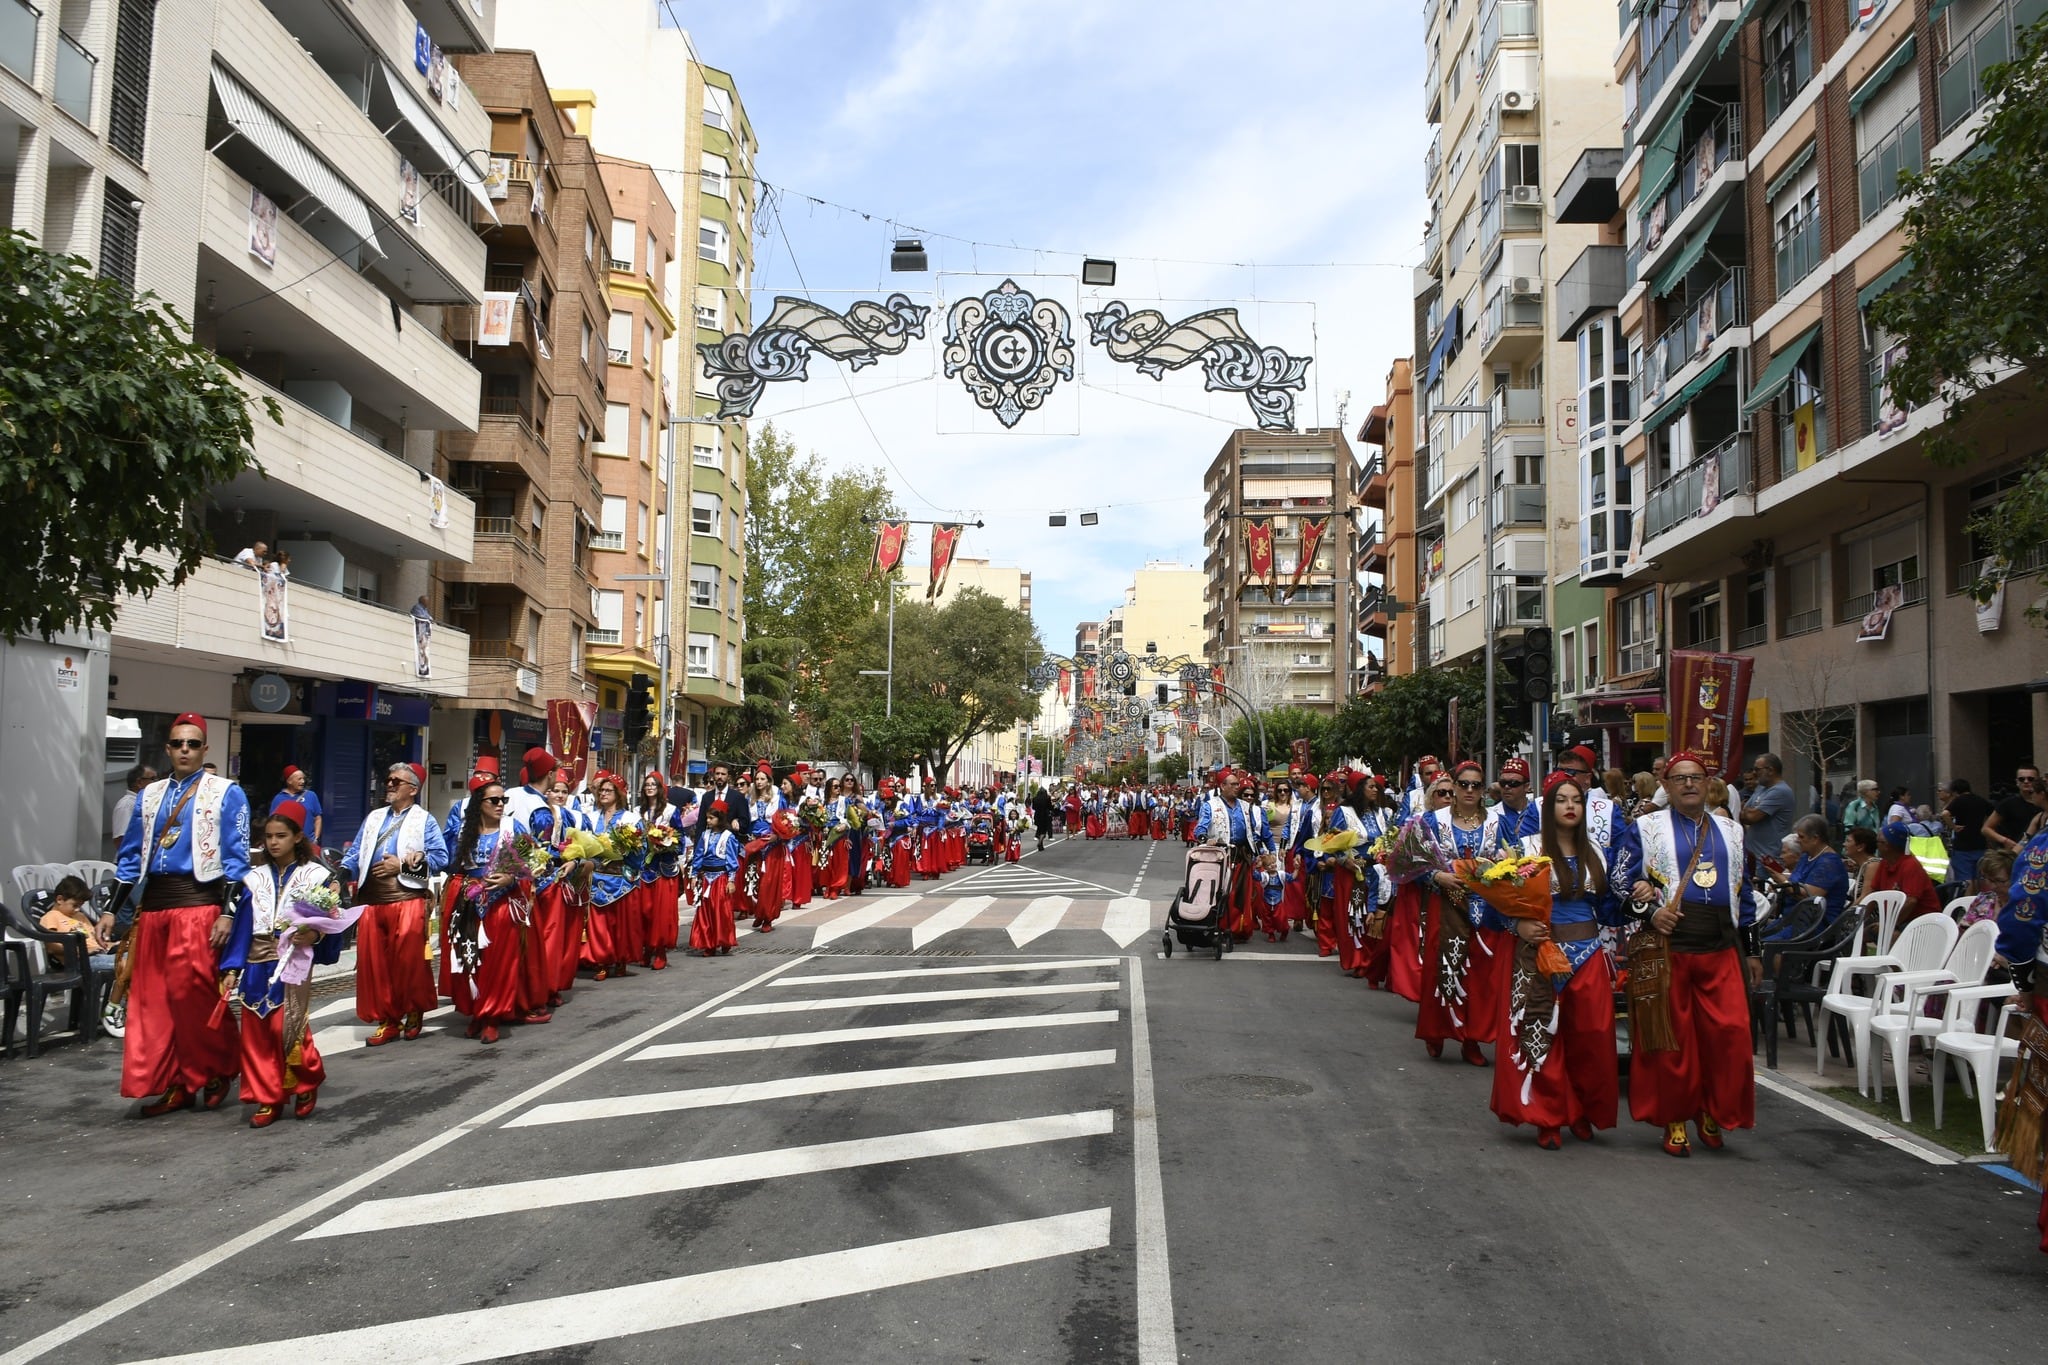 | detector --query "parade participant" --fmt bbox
[1064,784,1083,837]
[847,776,875,896]
[270,765,324,846]
[743,764,792,927]
[1084,787,1107,840]
[1494,757,1539,841]
[1377,774,1454,999]
[501,748,557,838]
[878,782,916,887]
[220,802,346,1127]
[583,771,642,975]
[817,777,855,901]
[109,715,251,1116]
[442,755,501,849]
[690,801,742,956]
[637,770,682,970]
[1128,783,1150,839]
[1253,852,1292,932]
[915,790,947,878]
[1315,771,1380,968]
[1556,745,1631,861]
[524,775,588,1006]
[1033,783,1058,851]
[1181,787,1201,844]
[1489,772,1624,1149]
[1626,751,1761,1157]
[1415,760,1513,1065]
[339,761,446,1047]
[1398,756,1444,823]
[1194,769,1274,942]
[787,776,817,911]
[445,779,534,1044]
